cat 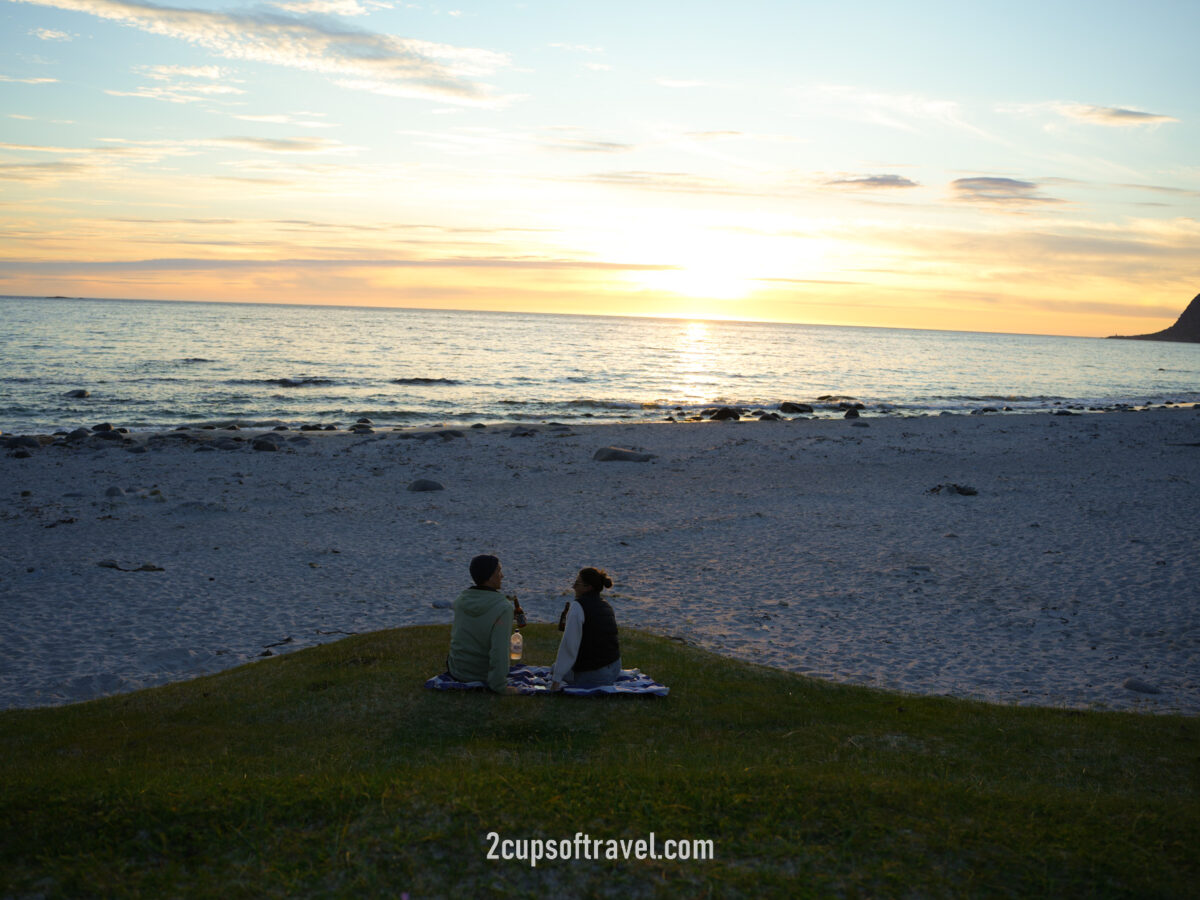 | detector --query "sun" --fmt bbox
[601,214,829,302]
